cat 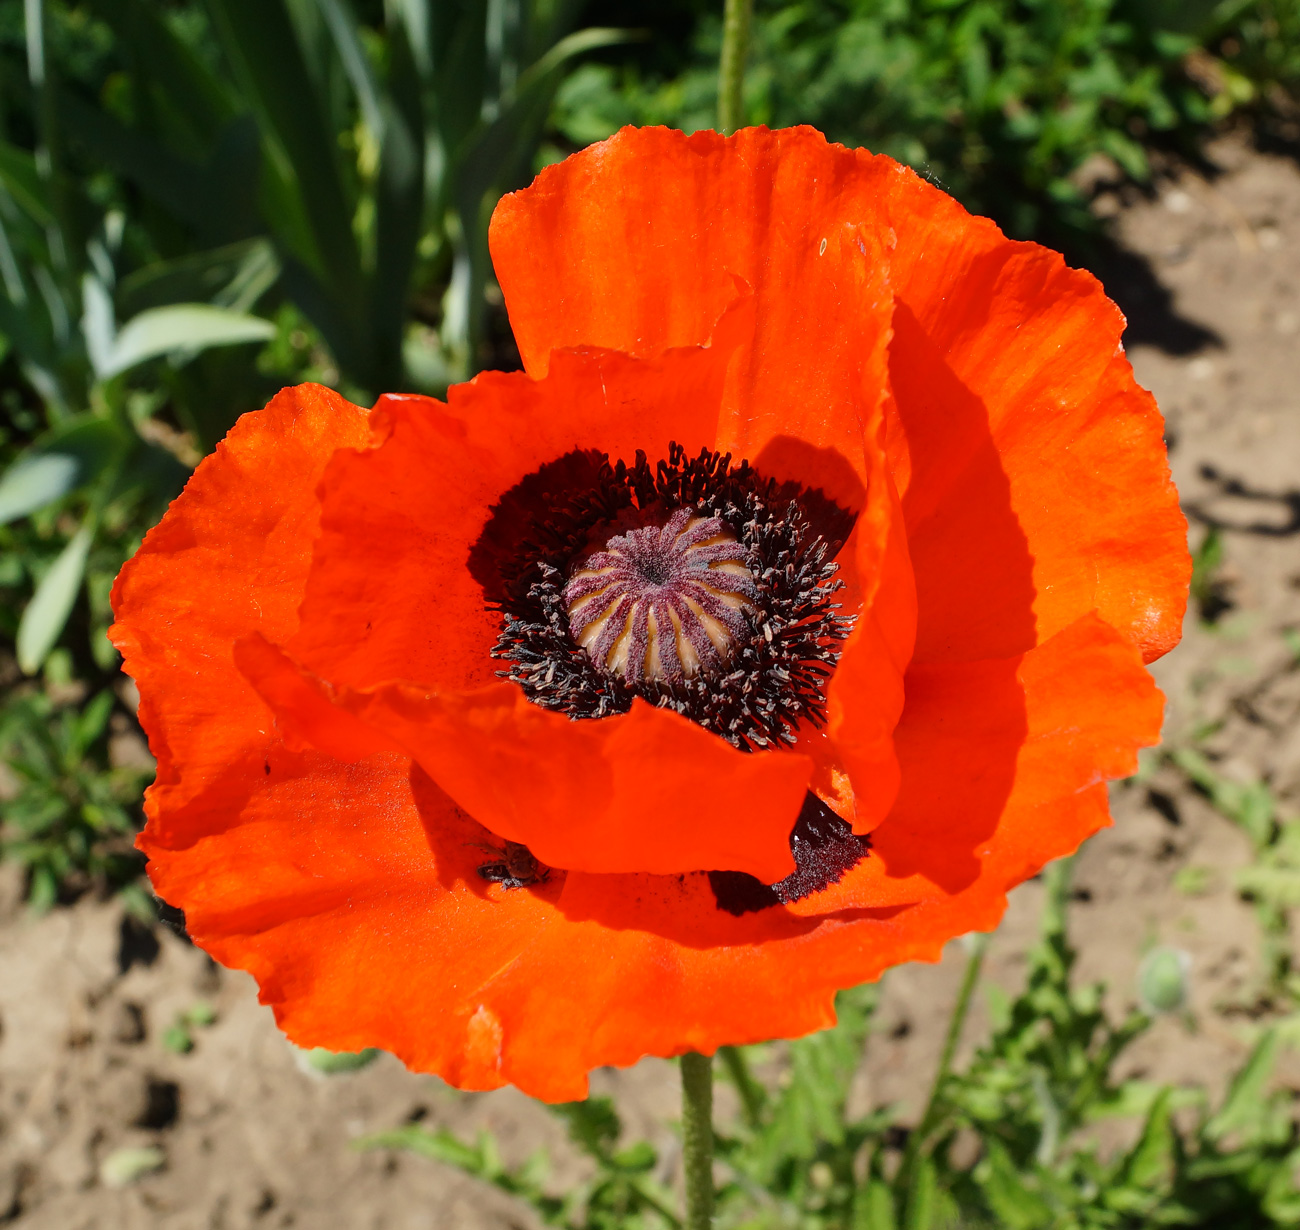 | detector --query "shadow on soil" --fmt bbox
[1078,232,1222,355]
